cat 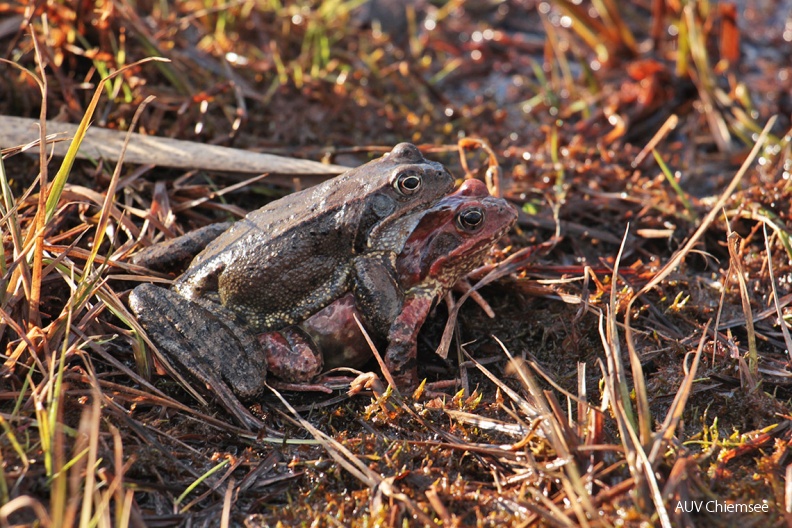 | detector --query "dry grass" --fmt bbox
[2,1,792,526]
